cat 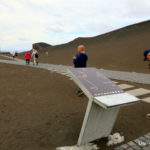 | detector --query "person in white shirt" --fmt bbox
[32,48,39,65]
